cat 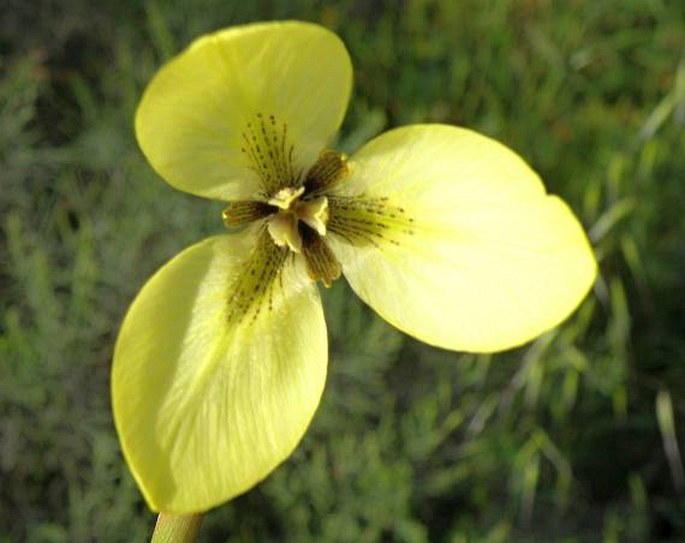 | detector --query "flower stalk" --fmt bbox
[151,513,204,543]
